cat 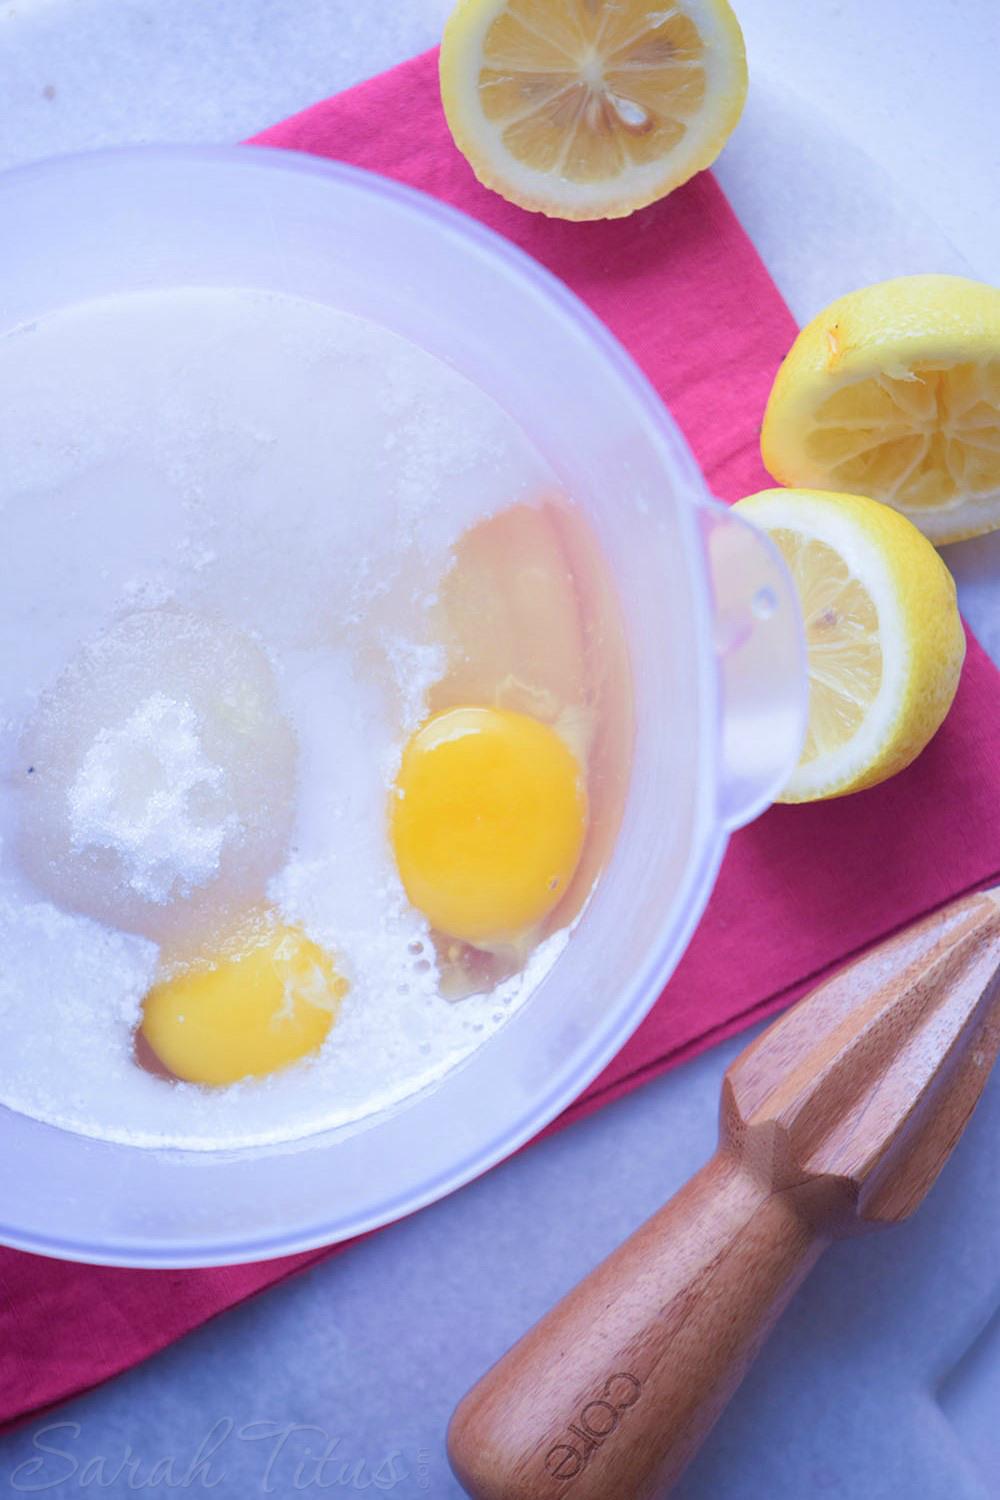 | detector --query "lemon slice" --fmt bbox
[439,0,748,220]
[733,489,966,802]
[761,276,1000,544]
